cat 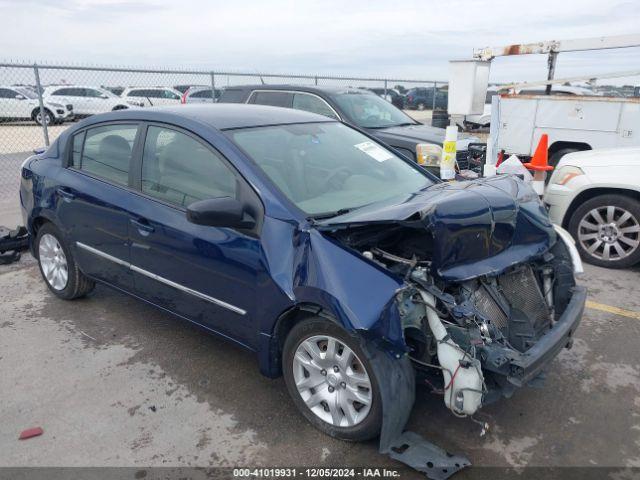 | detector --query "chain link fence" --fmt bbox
[0,62,445,224]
